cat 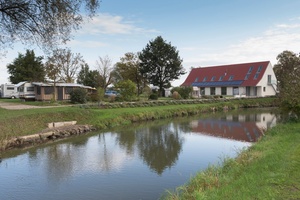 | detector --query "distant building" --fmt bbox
[181,61,278,97]
[16,82,95,101]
